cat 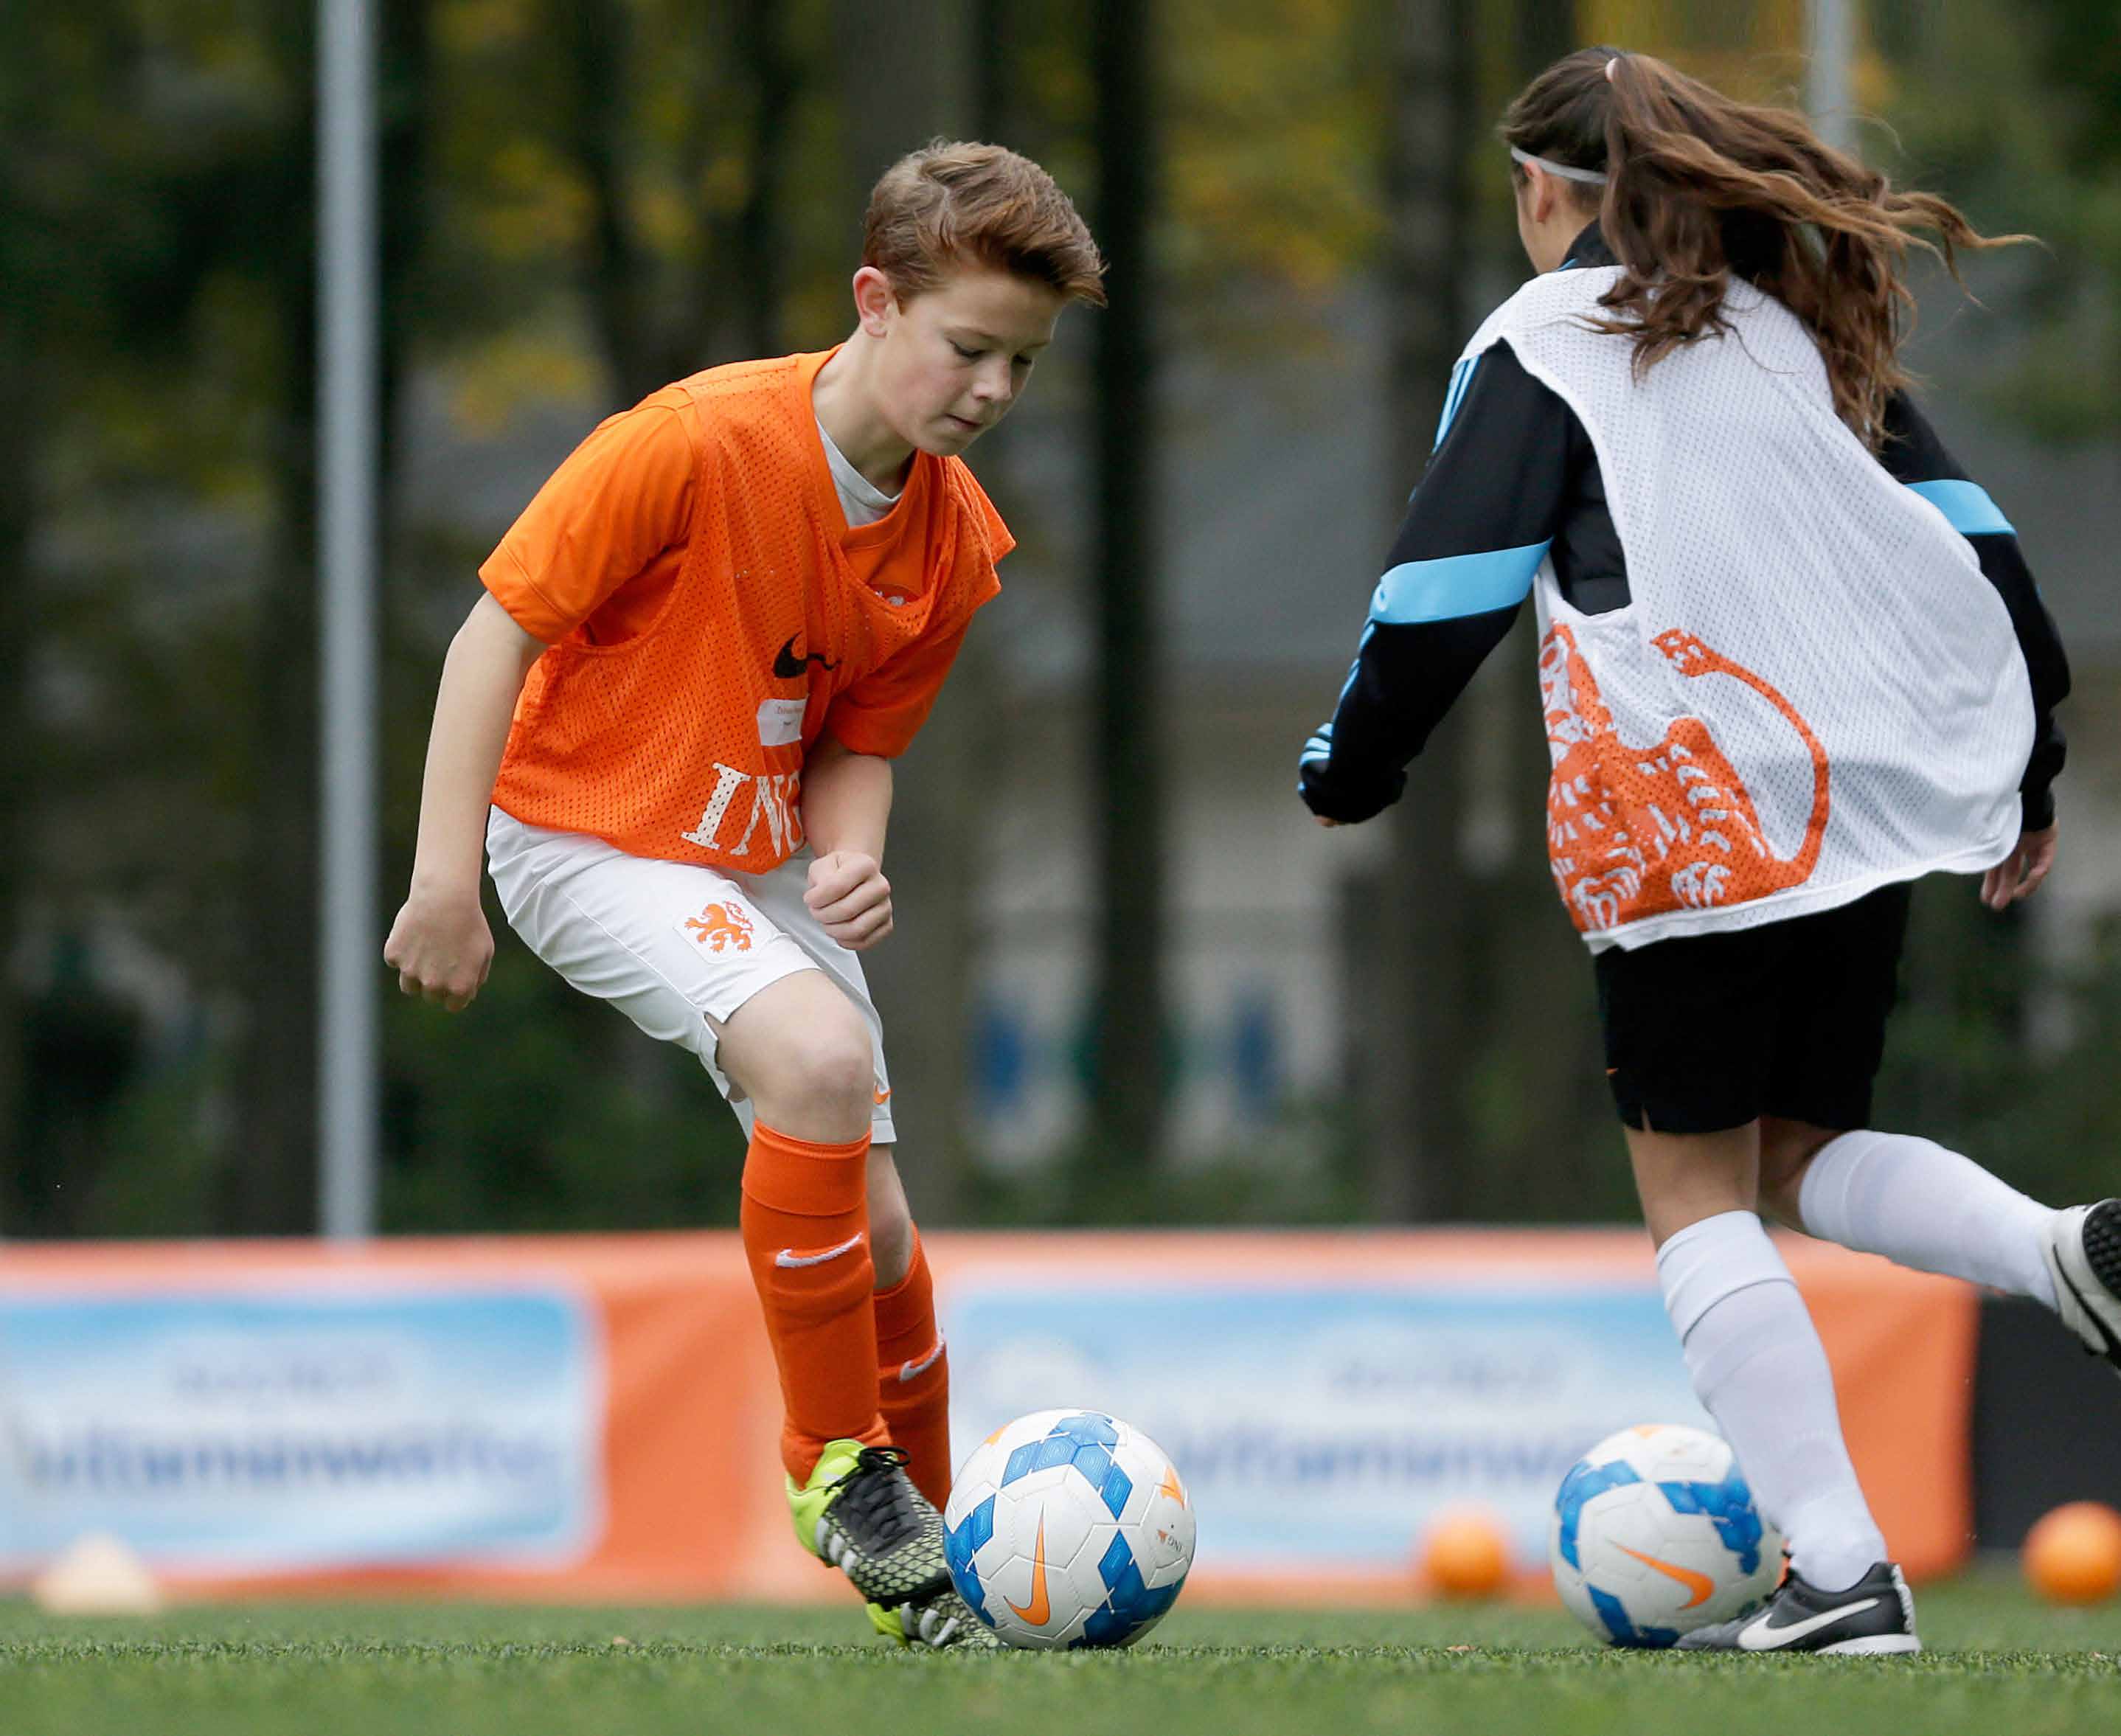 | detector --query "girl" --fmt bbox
[1301,47,2111,1653]
[386,142,1104,1647]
